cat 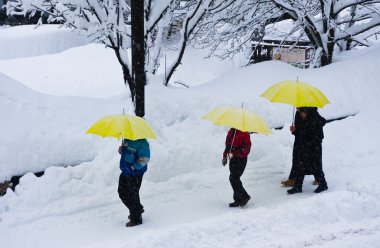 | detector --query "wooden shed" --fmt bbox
[251,39,314,68]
